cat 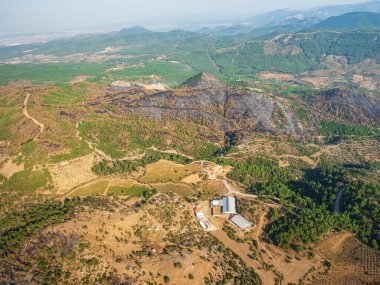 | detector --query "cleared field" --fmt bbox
[180,173,203,184]
[108,178,136,188]
[0,159,24,179]
[140,160,202,183]
[68,179,110,197]
[197,180,228,198]
[151,182,194,197]
[49,154,98,195]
